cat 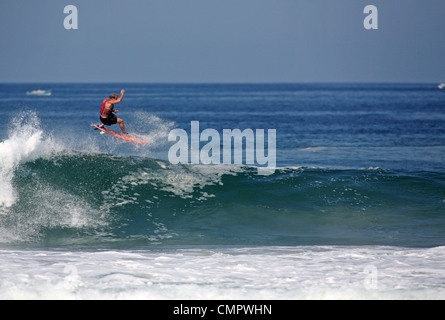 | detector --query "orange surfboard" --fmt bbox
[94,124,148,144]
